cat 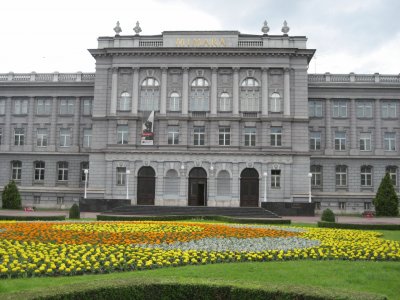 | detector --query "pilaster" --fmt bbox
[210,67,218,115]
[73,96,80,149]
[283,68,291,116]
[261,68,269,116]
[26,96,35,151]
[110,68,118,115]
[182,67,189,115]
[232,67,239,116]
[324,98,333,155]
[49,96,58,151]
[160,67,168,115]
[3,97,11,150]
[374,98,383,154]
[131,67,139,114]
[350,98,358,155]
